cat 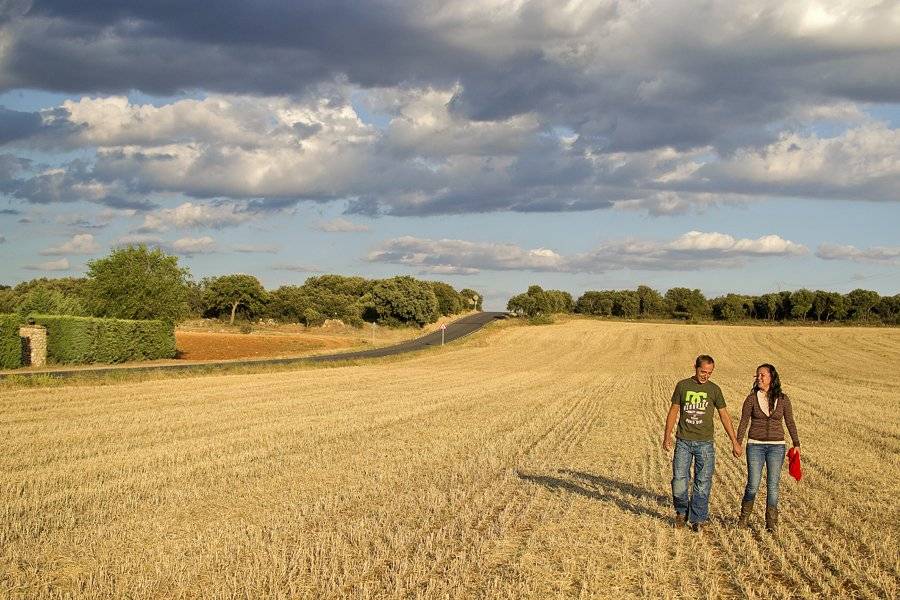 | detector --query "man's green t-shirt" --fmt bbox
[671,377,726,441]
